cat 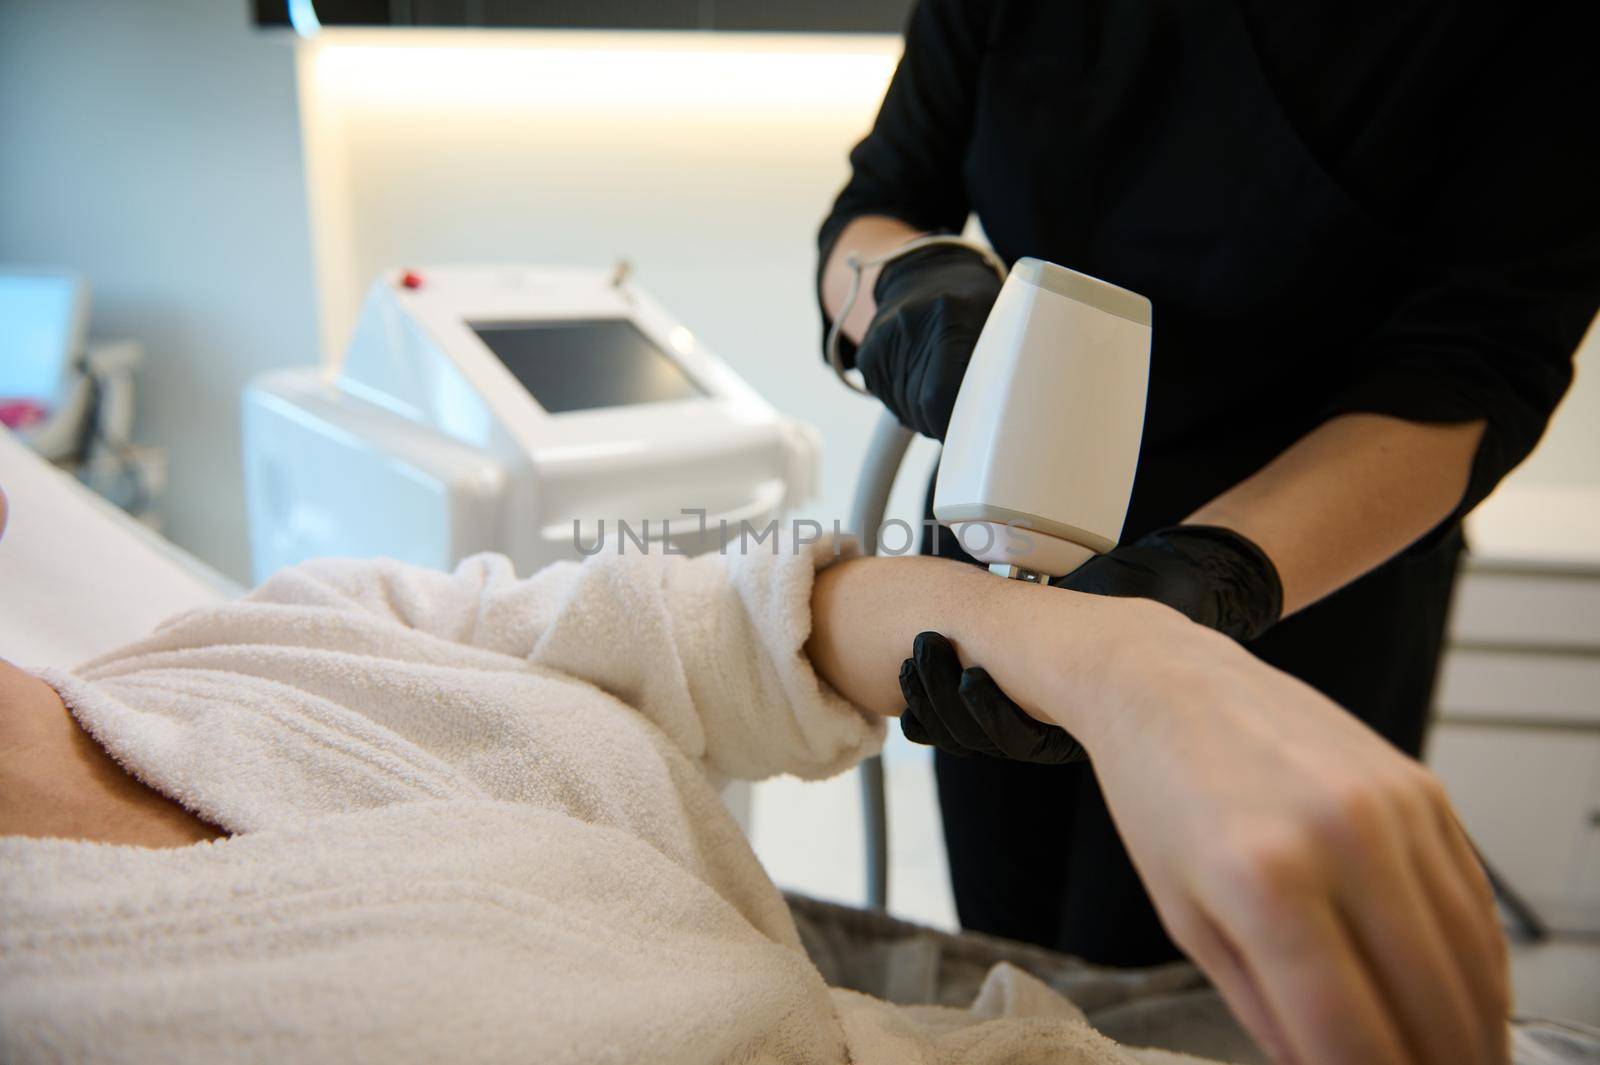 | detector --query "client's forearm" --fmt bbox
[806,554,1160,746]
